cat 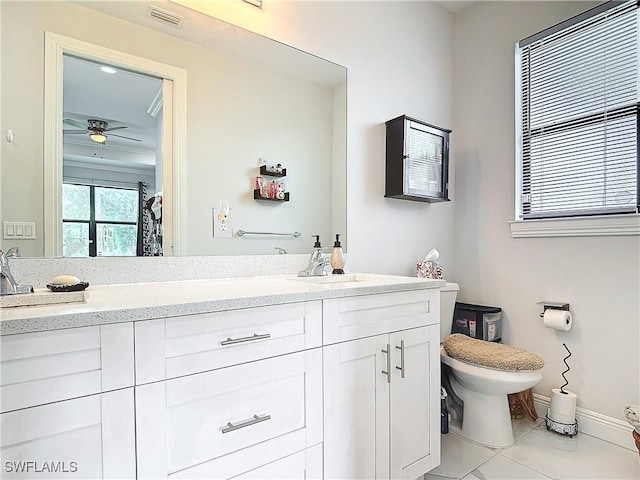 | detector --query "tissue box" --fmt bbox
[416,260,443,279]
